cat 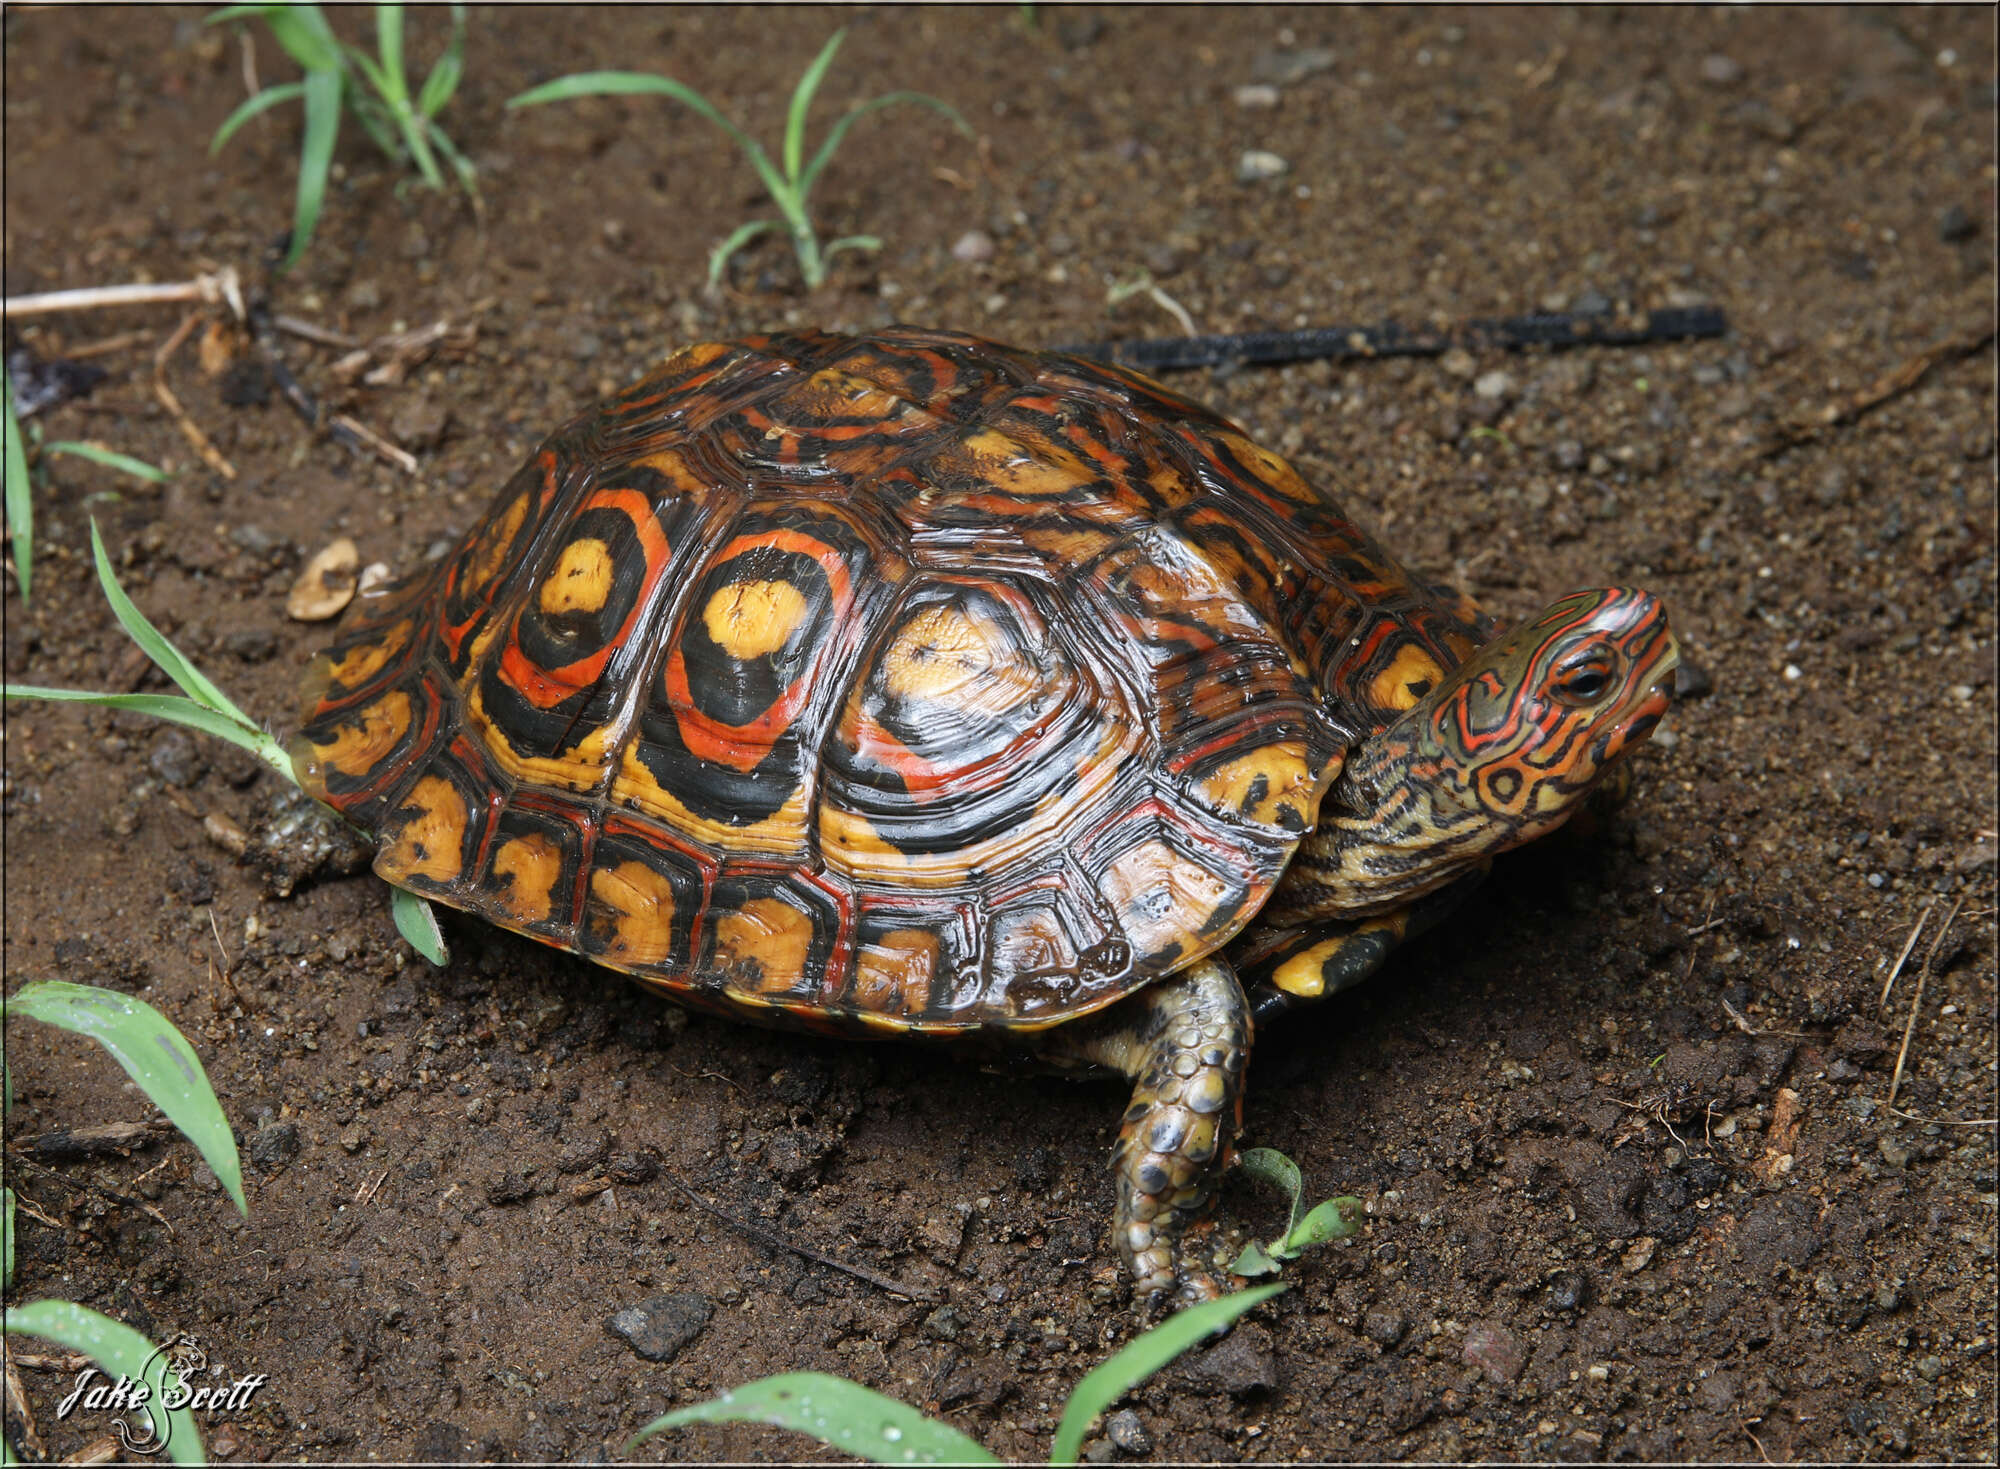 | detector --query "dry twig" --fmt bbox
[3,1349,48,1462]
[1757,319,1997,460]
[1884,896,1965,1108]
[663,1174,937,1303]
[1,269,244,321]
[1878,899,1935,1012]
[152,311,236,480]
